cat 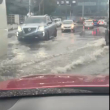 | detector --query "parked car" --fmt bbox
[61,20,75,33]
[83,19,94,29]
[105,20,109,46]
[17,15,57,41]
